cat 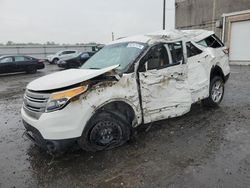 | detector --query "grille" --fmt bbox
[23,90,50,119]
